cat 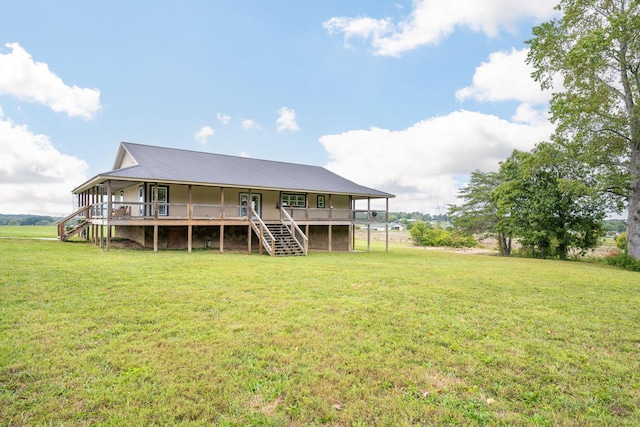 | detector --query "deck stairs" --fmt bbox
[264,223,305,256]
[57,205,92,241]
[60,221,91,241]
